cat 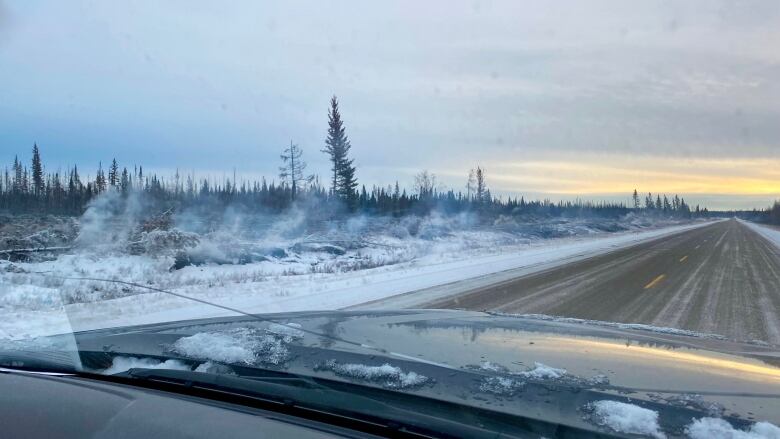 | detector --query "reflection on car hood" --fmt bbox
[71,309,780,426]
